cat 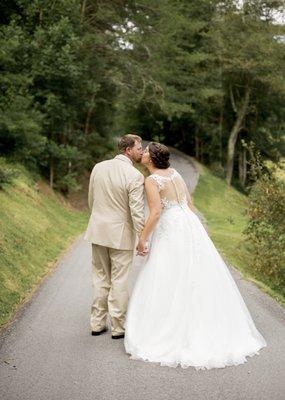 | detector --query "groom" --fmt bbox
[84,134,145,339]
